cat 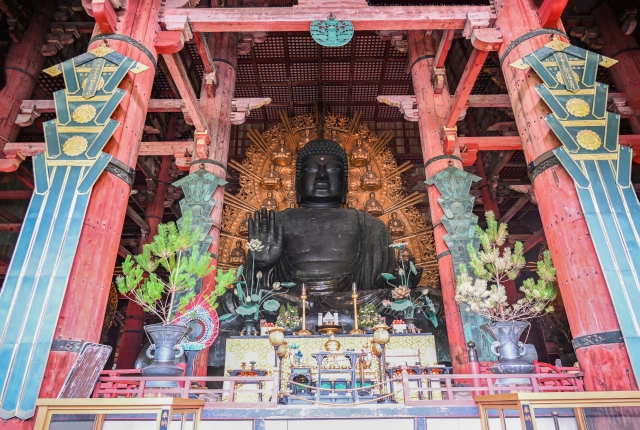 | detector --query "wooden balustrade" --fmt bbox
[92,372,280,408]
